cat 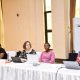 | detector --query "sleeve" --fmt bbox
[15,51,21,57]
[49,50,55,63]
[24,52,27,59]
[76,56,80,63]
